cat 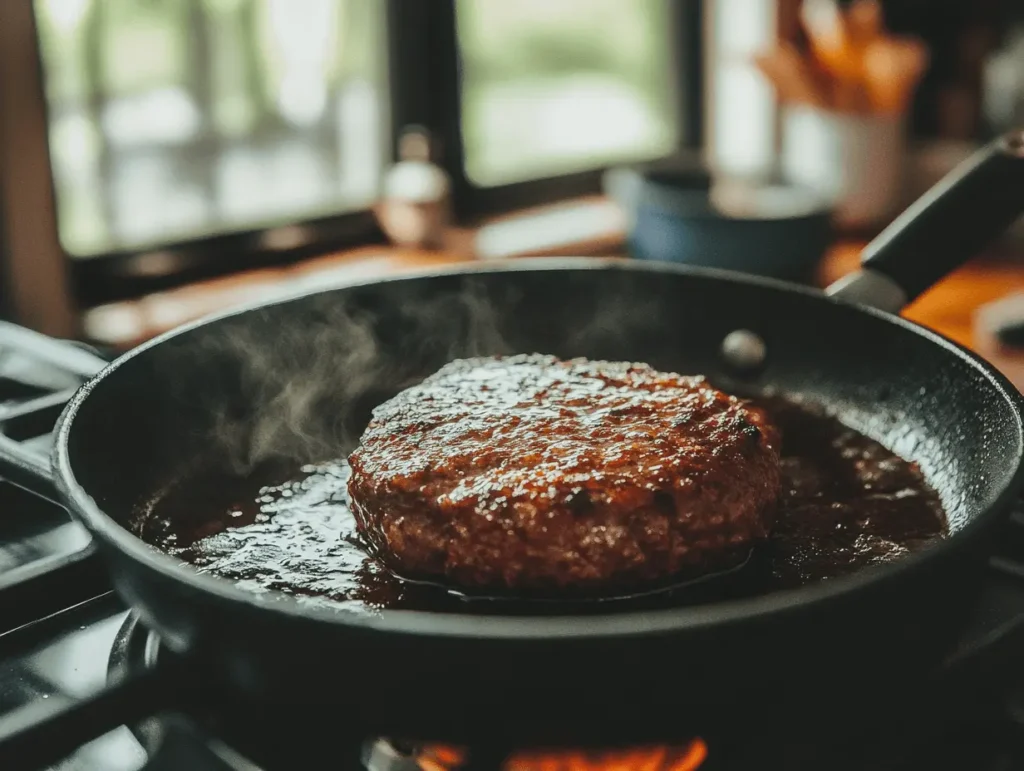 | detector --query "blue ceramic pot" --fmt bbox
[606,165,834,282]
